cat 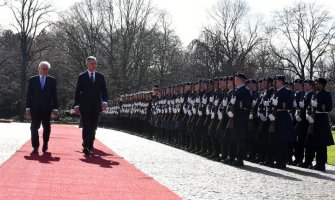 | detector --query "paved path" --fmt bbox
[1,123,335,200]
